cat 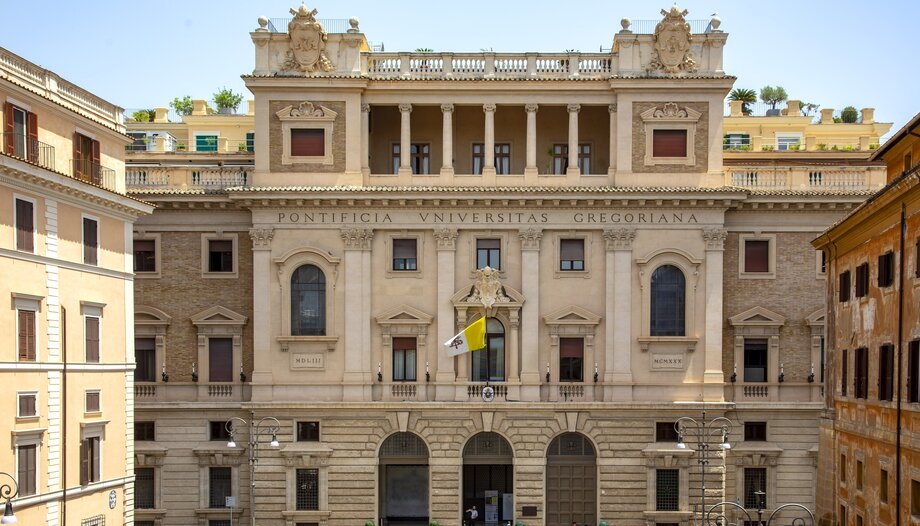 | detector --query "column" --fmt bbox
[567,103,581,176]
[524,103,538,176]
[249,227,275,401]
[341,227,374,401]
[434,228,459,401]
[398,103,412,175]
[519,228,543,401]
[360,103,370,176]
[603,228,636,401]
[607,103,617,176]
[482,103,496,176]
[703,229,727,400]
[440,104,455,175]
